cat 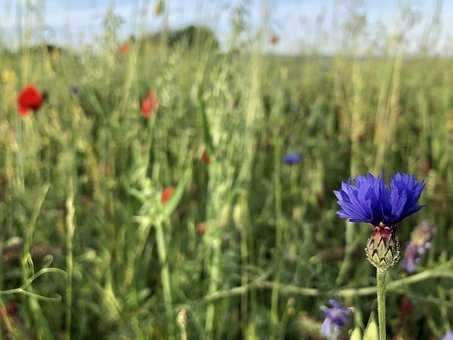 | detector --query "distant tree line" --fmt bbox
[0,25,219,55]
